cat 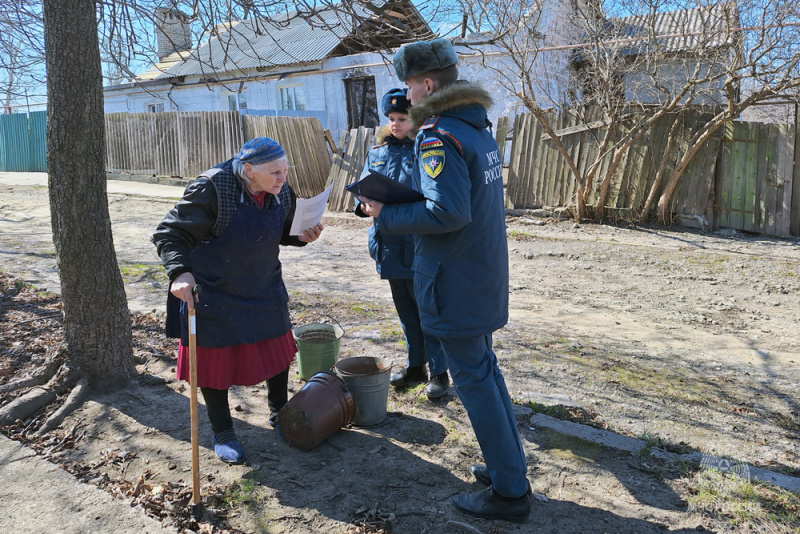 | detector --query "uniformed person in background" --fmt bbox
[355,87,449,399]
[358,39,531,523]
